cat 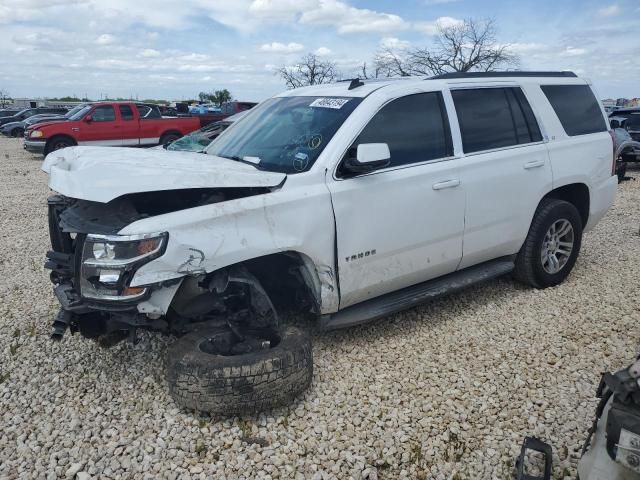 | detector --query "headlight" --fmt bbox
[80,232,168,301]
[30,130,43,138]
